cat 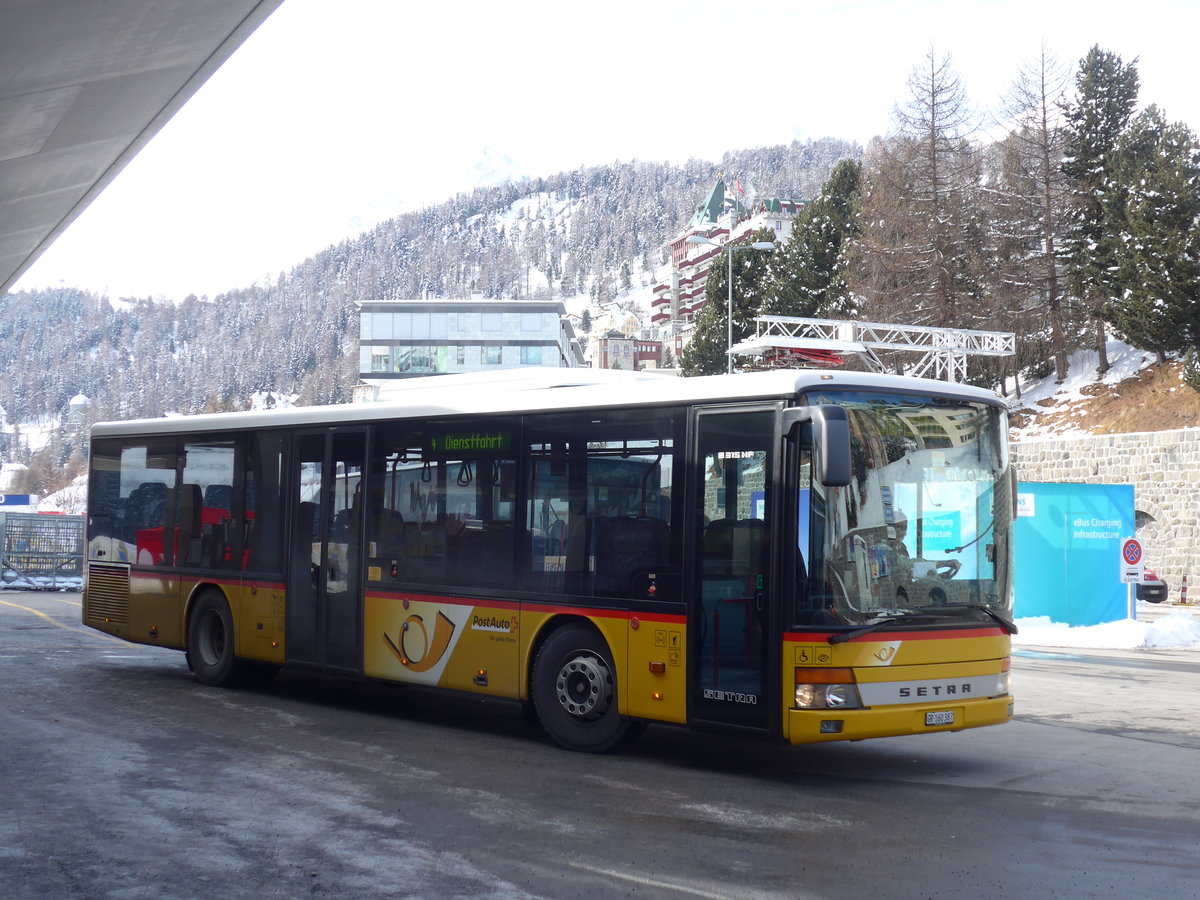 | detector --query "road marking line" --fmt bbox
[567,862,805,900]
[0,599,125,644]
[46,595,83,608]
